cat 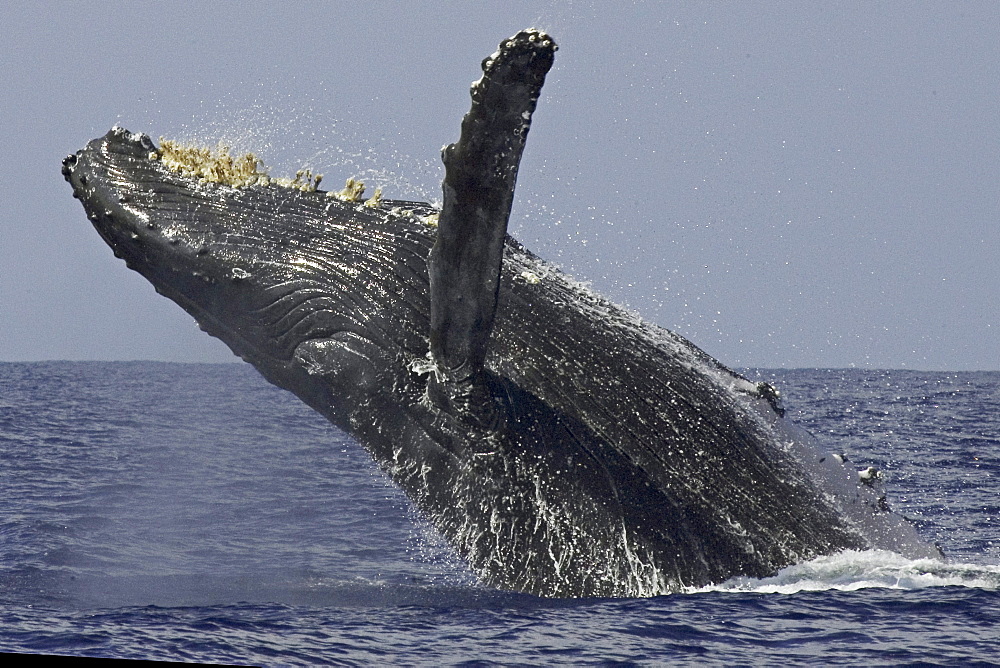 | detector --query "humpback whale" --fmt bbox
[63,30,939,597]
